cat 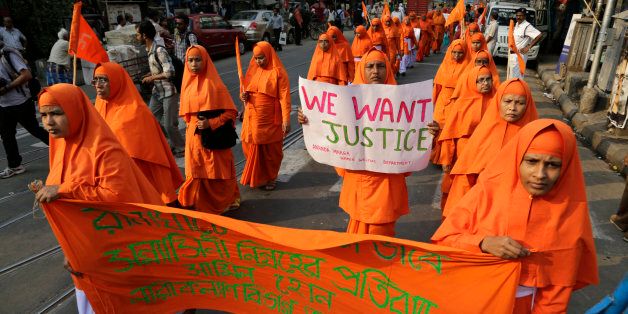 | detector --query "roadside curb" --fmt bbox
[536,66,628,176]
